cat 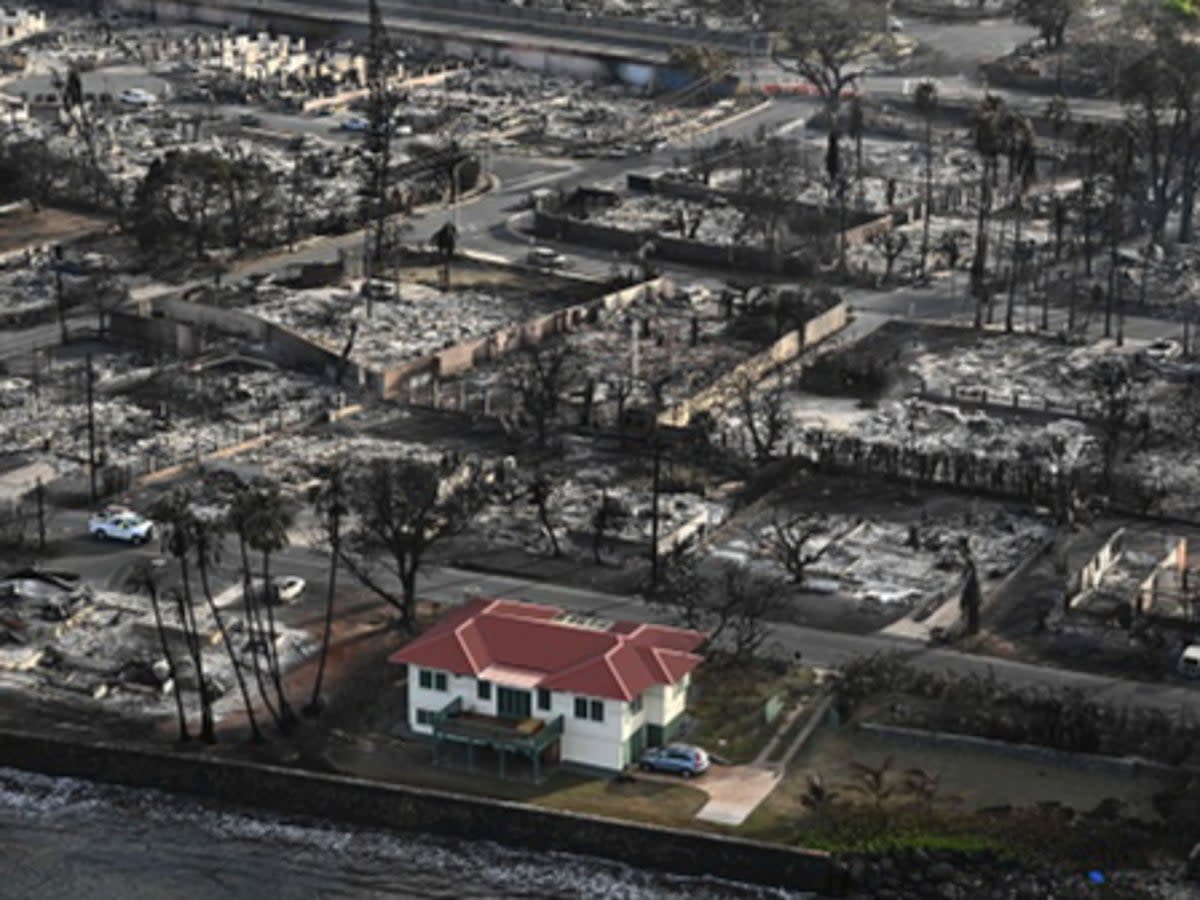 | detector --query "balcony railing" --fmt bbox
[432,697,563,754]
